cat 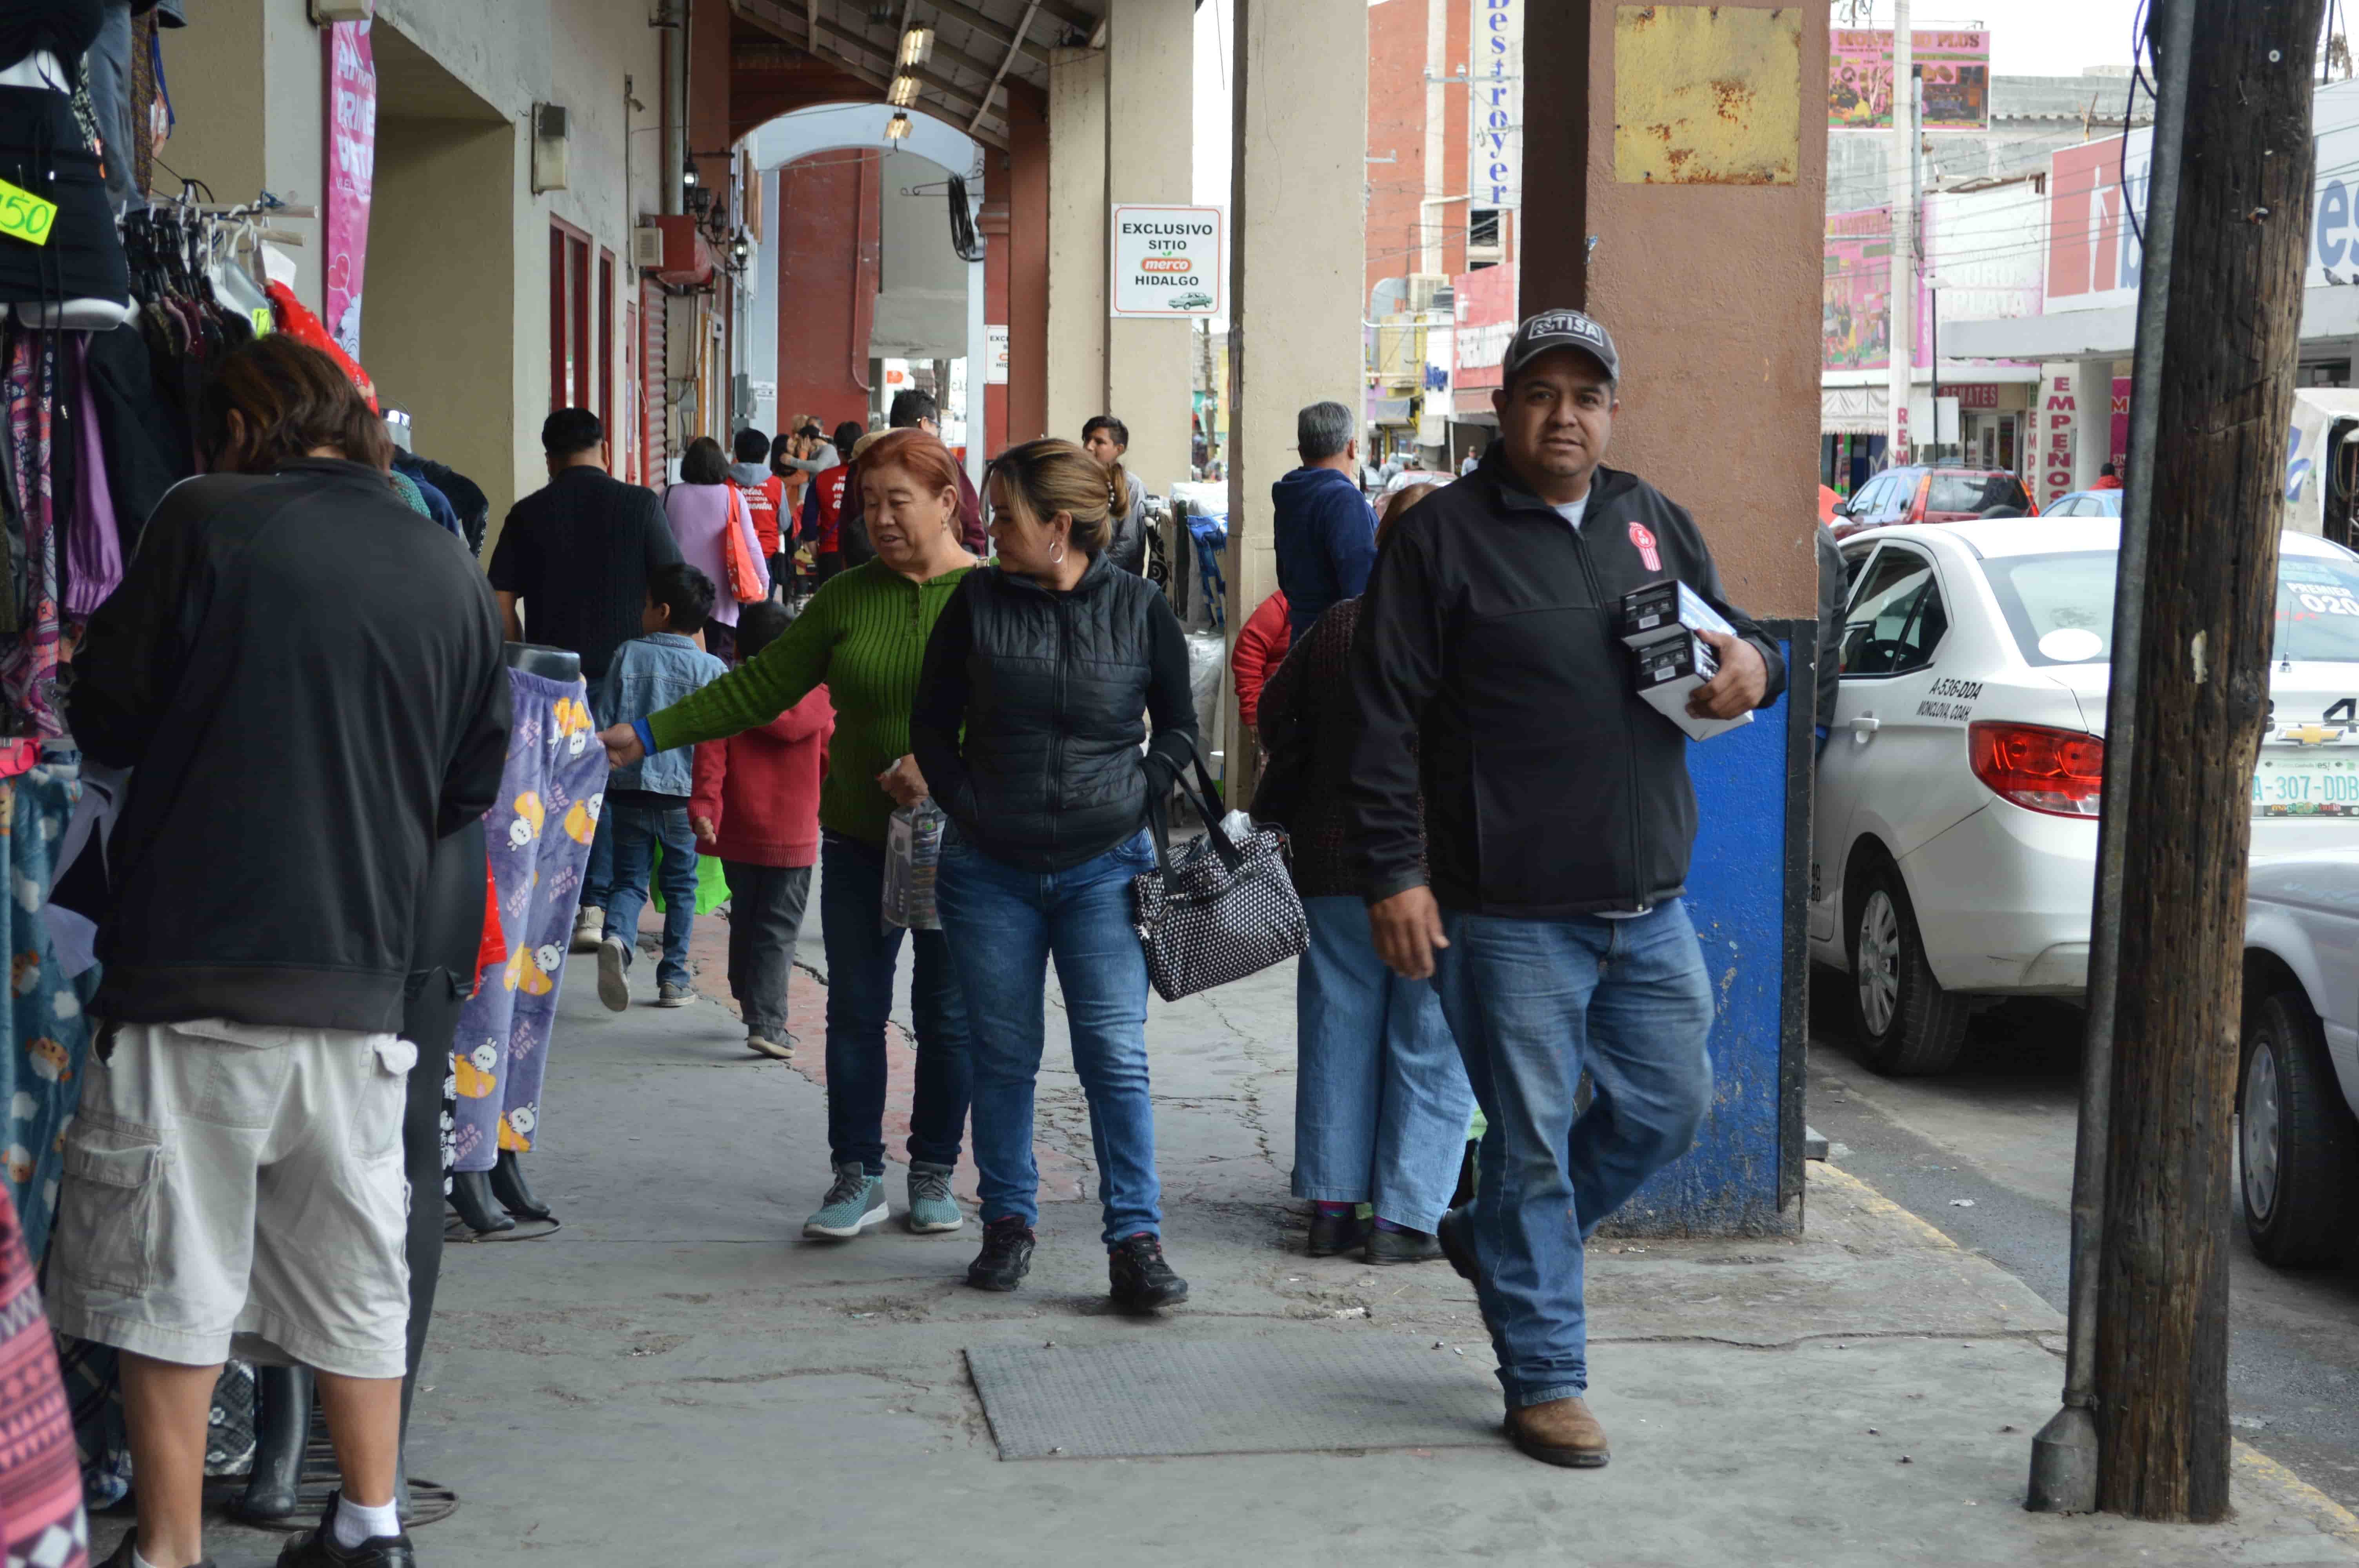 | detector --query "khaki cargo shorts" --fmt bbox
[47,1020,416,1380]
